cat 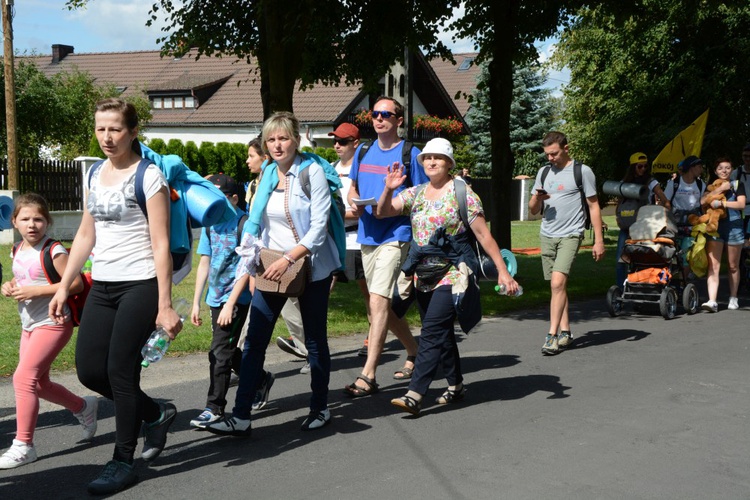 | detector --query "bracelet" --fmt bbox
[723,200,727,208]
[282,253,296,266]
